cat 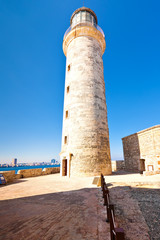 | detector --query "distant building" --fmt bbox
[122,125,160,173]
[12,158,17,167]
[111,160,125,172]
[51,159,56,164]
